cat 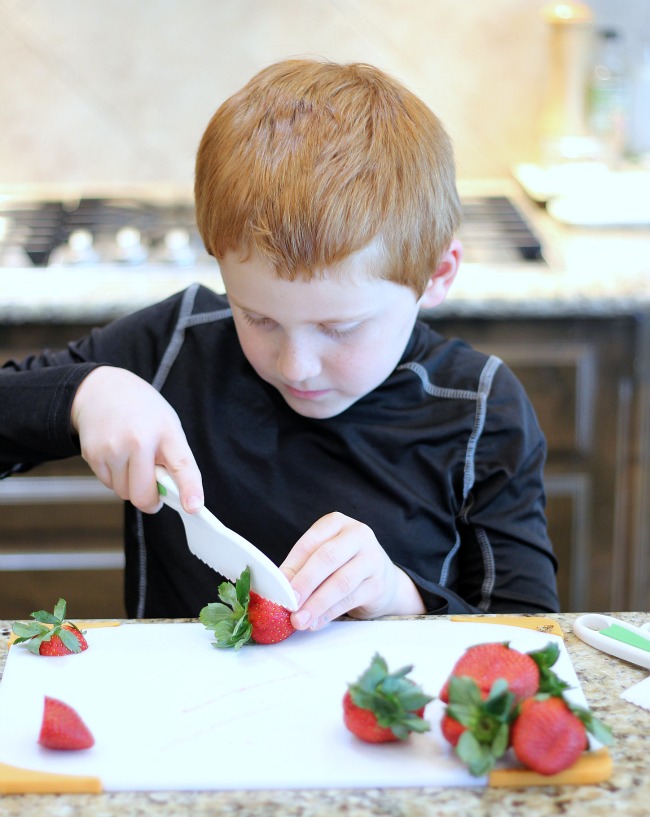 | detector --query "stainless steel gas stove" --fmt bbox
[0,187,545,271]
